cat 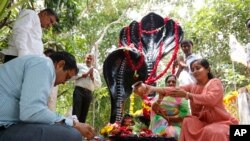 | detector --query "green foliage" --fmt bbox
[56,81,75,115]
[0,0,30,51]
[86,86,111,132]
[0,0,10,22]
[182,0,250,89]
[217,64,248,93]
[45,0,83,31]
